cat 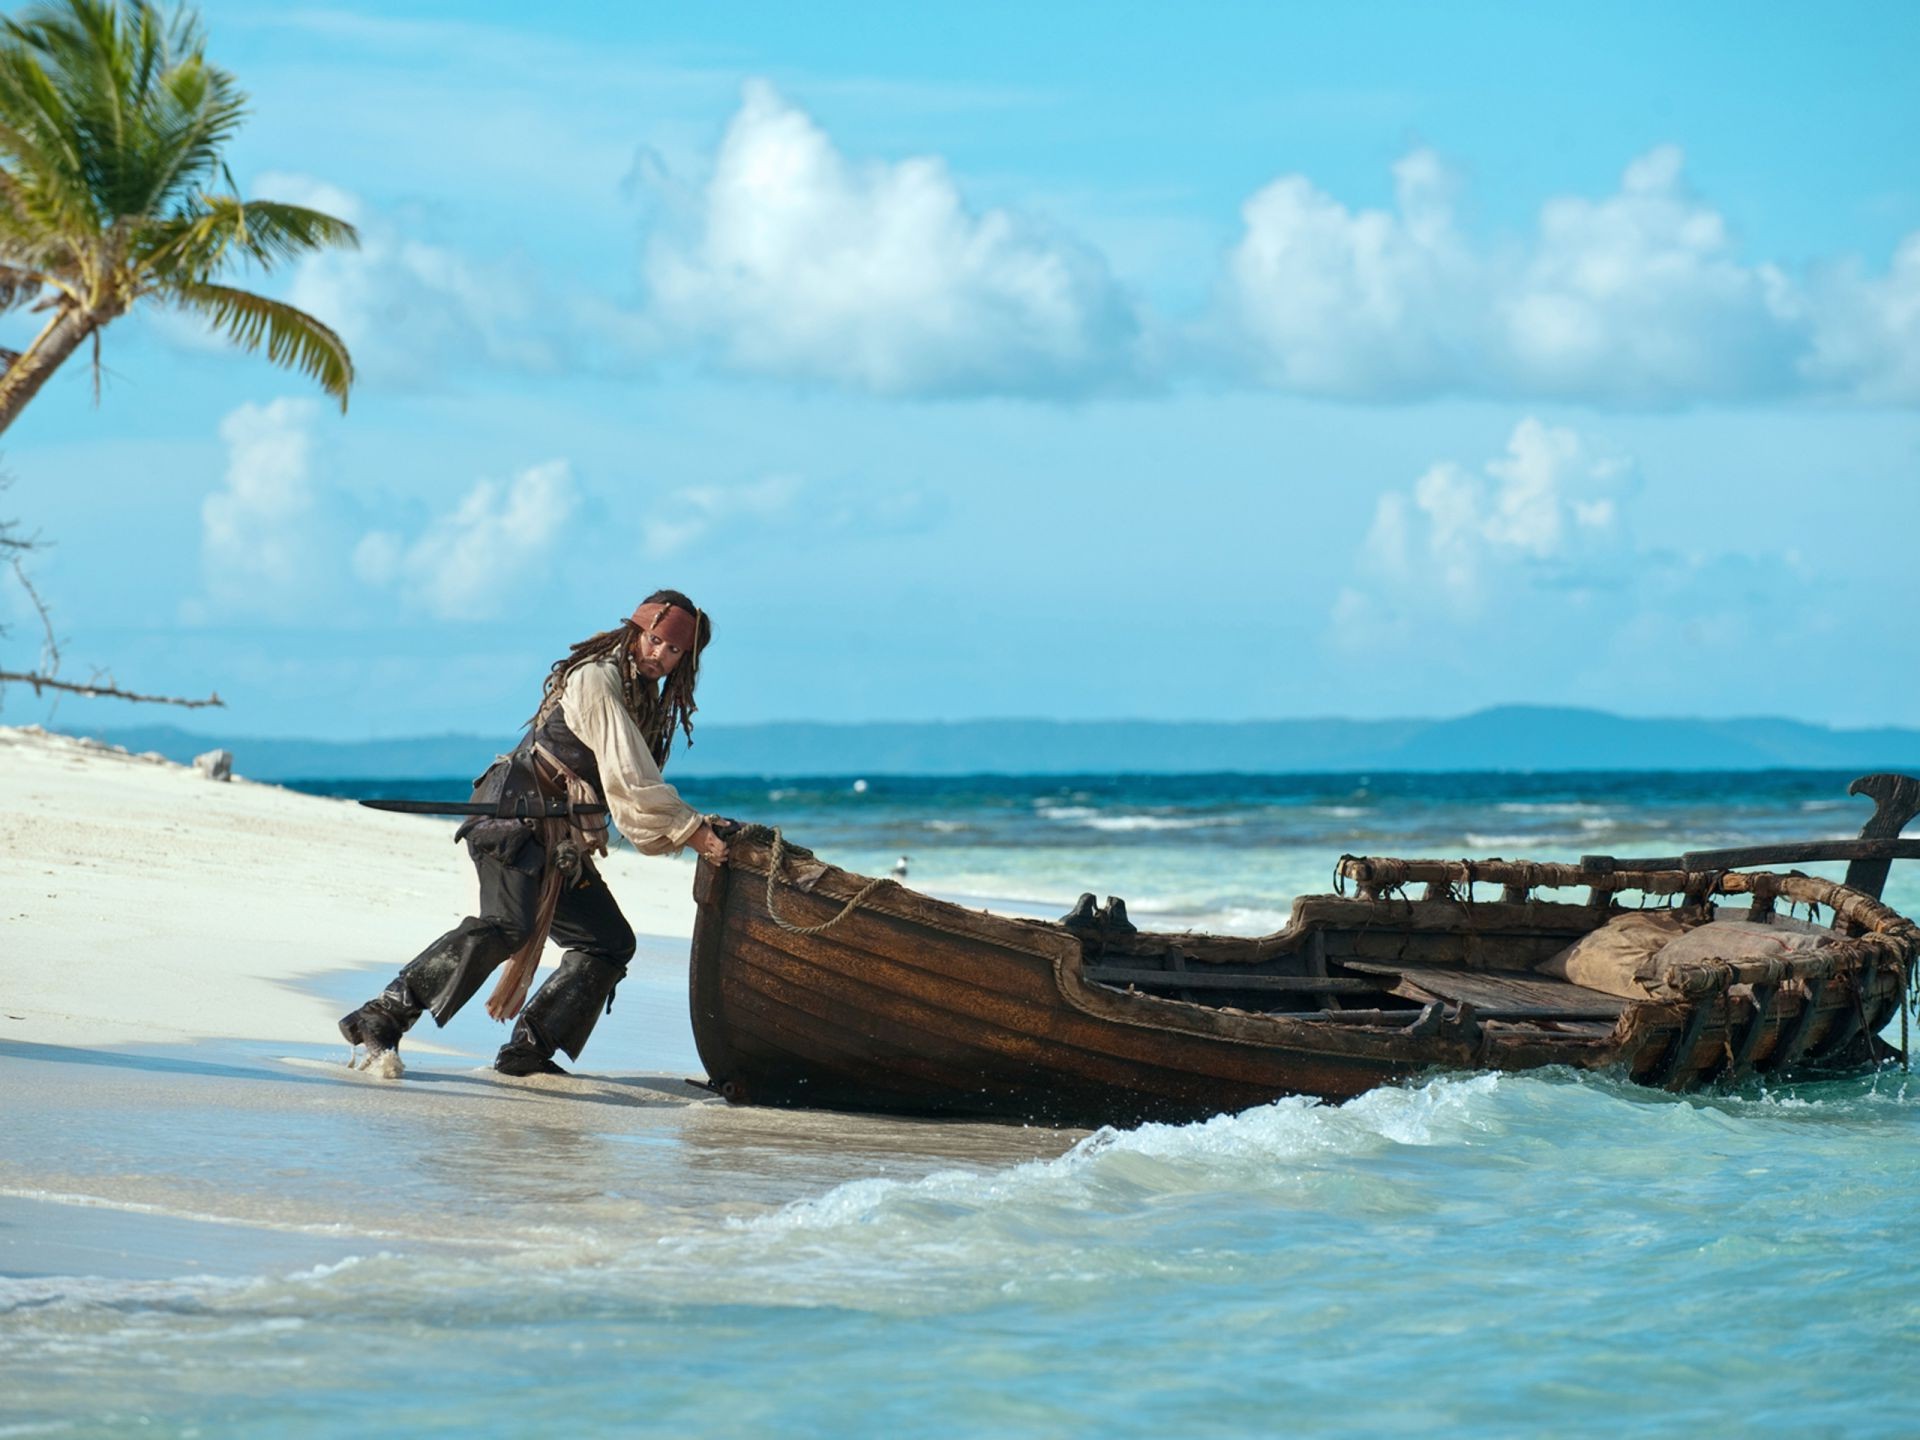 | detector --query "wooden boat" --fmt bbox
[688,774,1920,1128]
